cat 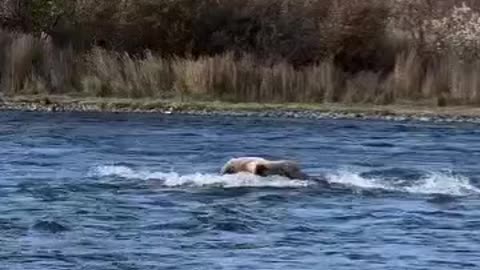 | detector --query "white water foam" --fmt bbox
[91,165,480,195]
[91,165,311,188]
[326,170,480,196]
